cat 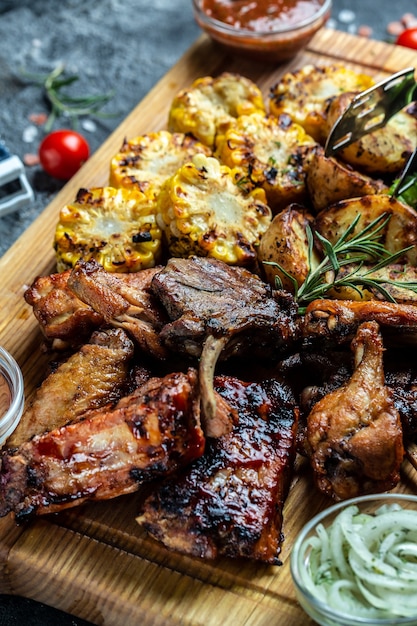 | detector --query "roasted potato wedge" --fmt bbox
[314,195,417,266]
[269,64,374,144]
[325,92,417,175]
[305,146,387,212]
[327,263,417,303]
[258,204,320,292]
